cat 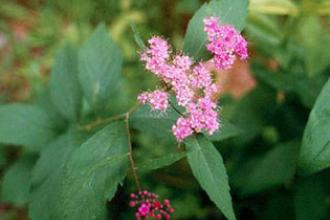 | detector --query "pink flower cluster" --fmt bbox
[129,190,174,220]
[138,16,248,141]
[138,90,169,111]
[204,17,248,70]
